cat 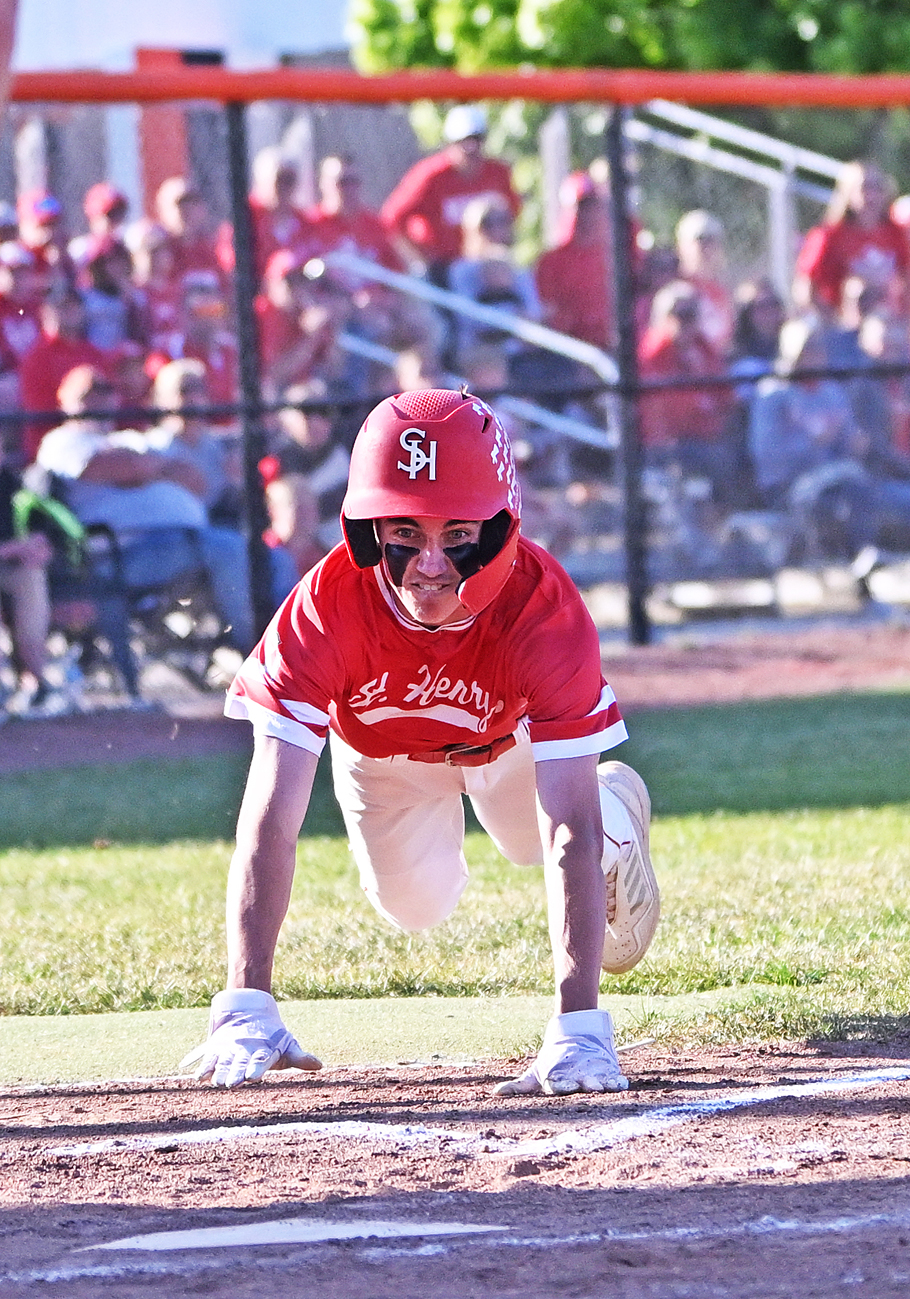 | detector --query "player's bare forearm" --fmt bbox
[226,838,297,991]
[225,735,319,992]
[536,755,606,1016]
